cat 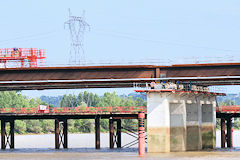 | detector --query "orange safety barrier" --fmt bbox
[0,48,46,68]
